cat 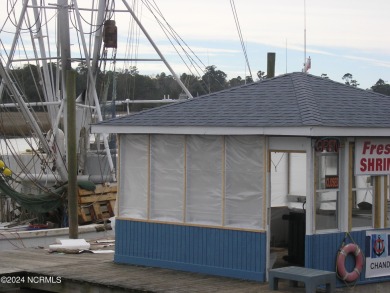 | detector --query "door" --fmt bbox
[268,151,307,269]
